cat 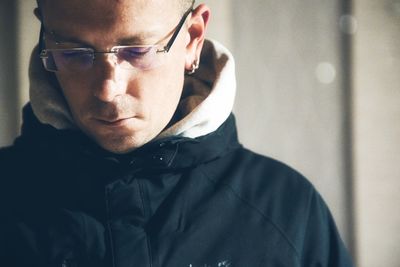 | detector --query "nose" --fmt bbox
[92,54,128,102]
